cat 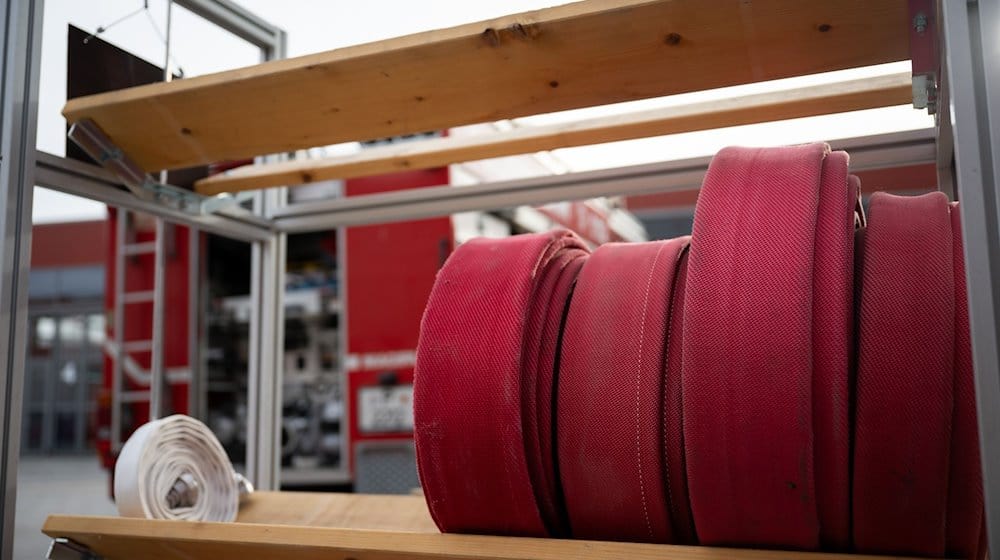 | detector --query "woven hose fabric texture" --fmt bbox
[412,143,983,558]
[682,143,855,549]
[854,192,954,557]
[521,235,589,536]
[557,237,689,543]
[812,150,856,549]
[664,248,696,544]
[413,229,588,536]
